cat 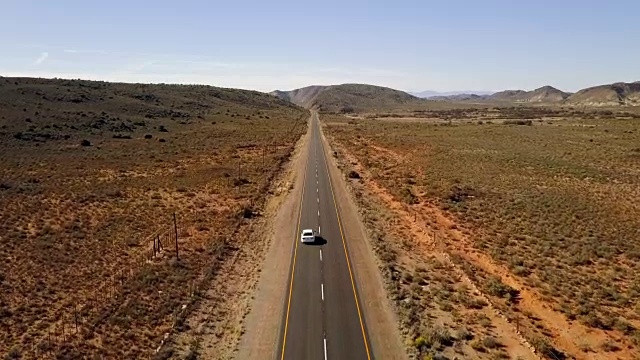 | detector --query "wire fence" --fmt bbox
[21,214,186,359]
